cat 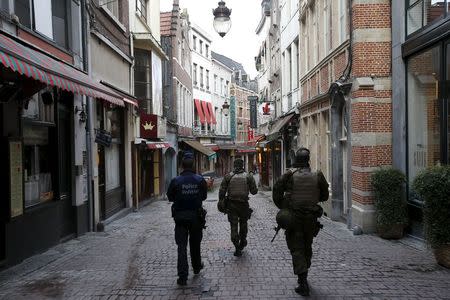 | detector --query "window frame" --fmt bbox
[136,0,147,22]
[406,0,449,37]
